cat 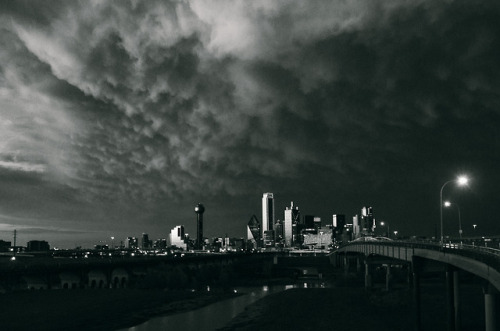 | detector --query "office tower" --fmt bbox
[195,203,205,250]
[284,201,300,247]
[169,225,187,250]
[361,206,375,235]
[126,237,138,249]
[141,233,151,249]
[353,215,360,239]
[263,230,275,247]
[262,193,274,239]
[247,215,261,246]
[274,219,283,244]
[333,214,346,231]
[332,214,346,243]
[304,215,315,229]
